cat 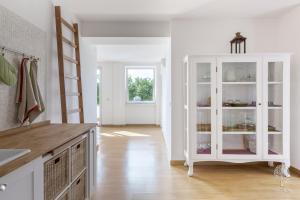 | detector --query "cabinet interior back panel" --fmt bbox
[0,5,47,131]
